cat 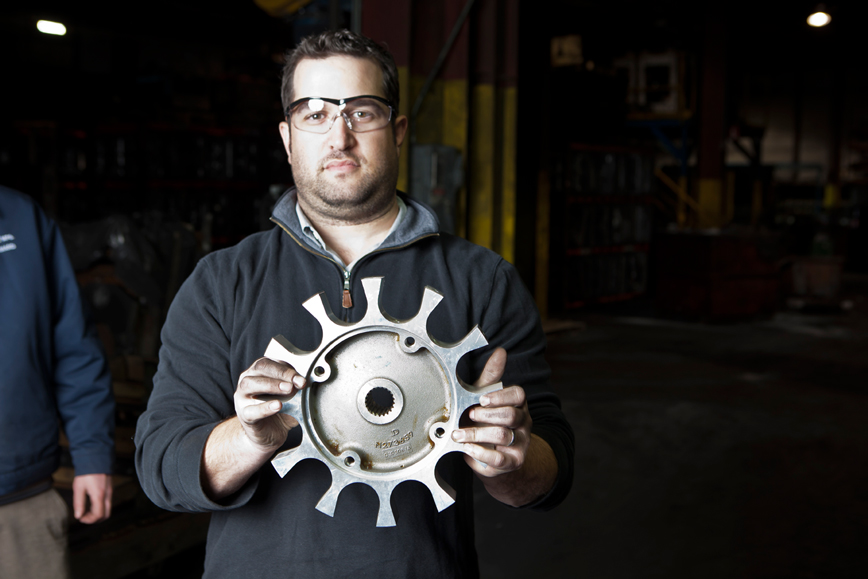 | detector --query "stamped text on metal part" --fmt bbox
[376,430,413,449]
[384,446,410,458]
